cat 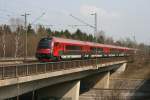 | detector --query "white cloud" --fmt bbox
[80,5,120,20]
